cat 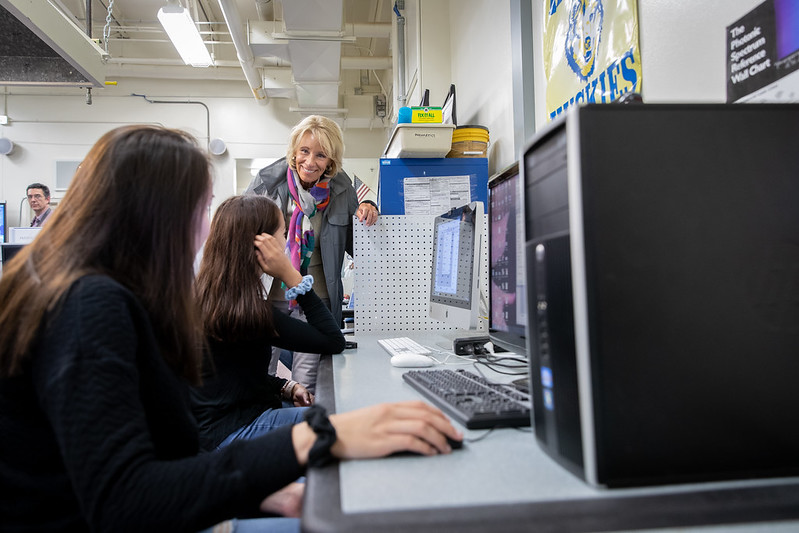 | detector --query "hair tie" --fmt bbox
[304,405,337,468]
[284,274,314,300]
